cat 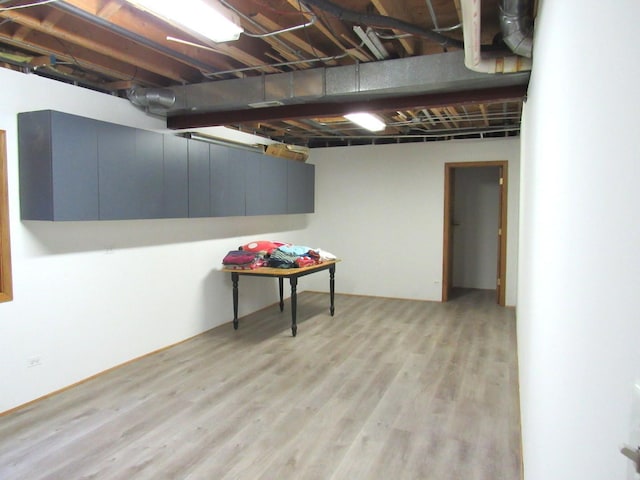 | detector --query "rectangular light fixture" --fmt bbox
[345,112,386,132]
[128,0,243,43]
[353,26,389,60]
